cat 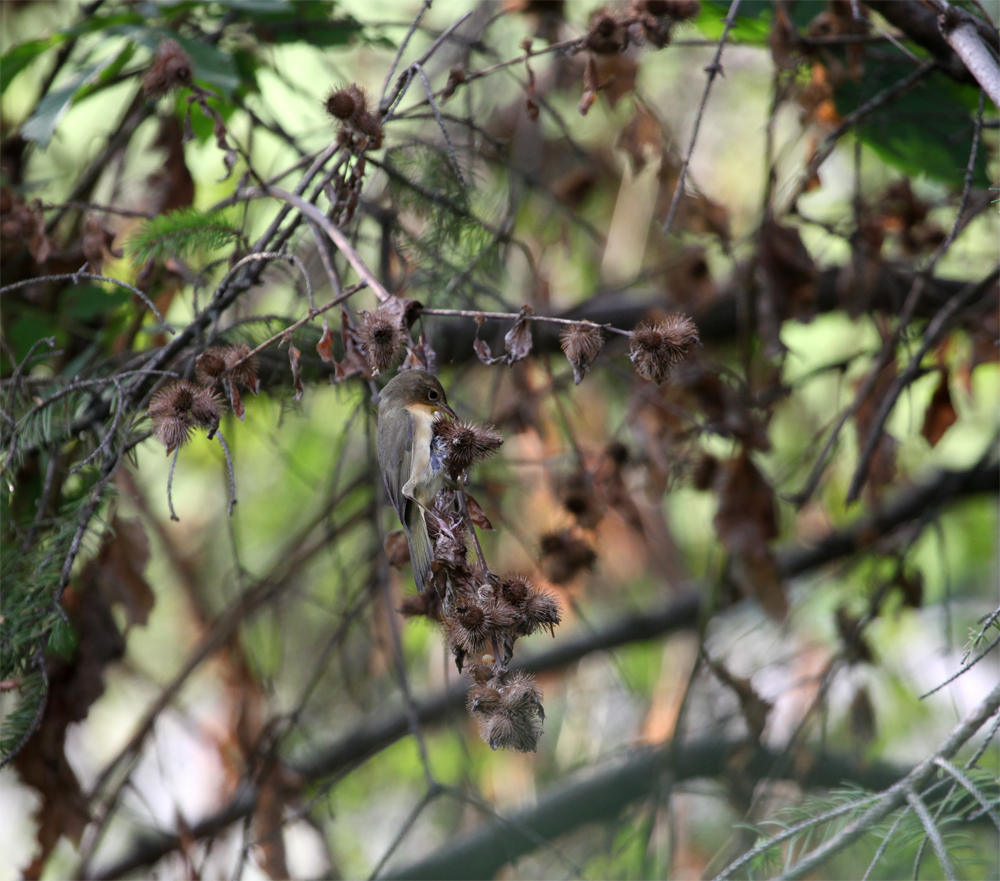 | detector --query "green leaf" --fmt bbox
[226,0,367,48]
[20,54,119,148]
[0,35,64,95]
[699,1,823,44]
[74,42,137,103]
[834,61,989,187]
